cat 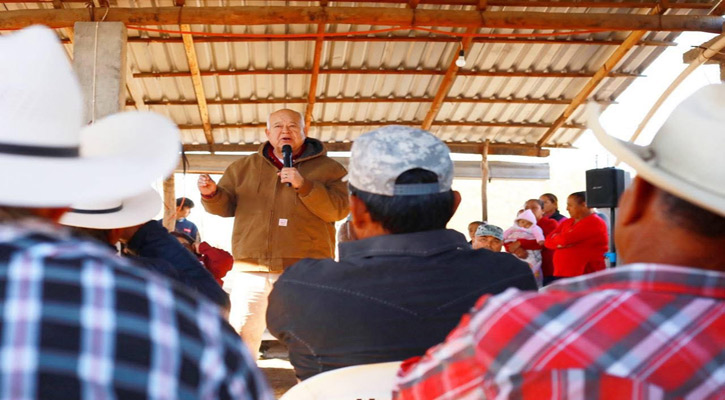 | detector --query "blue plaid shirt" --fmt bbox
[0,218,273,400]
